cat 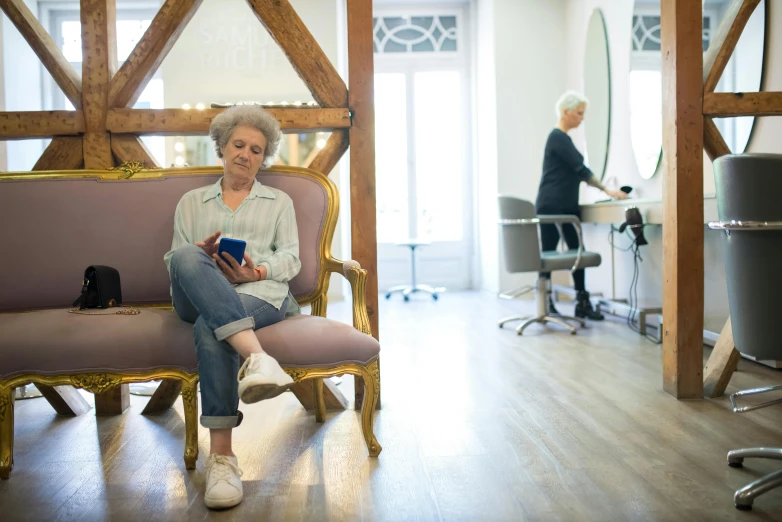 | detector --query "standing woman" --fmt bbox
[536,91,627,320]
